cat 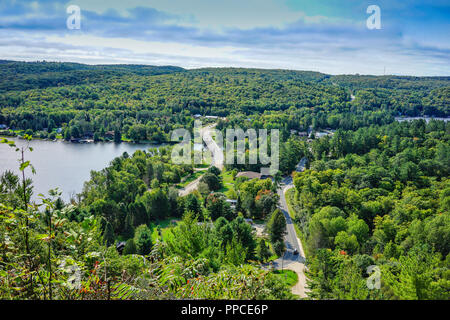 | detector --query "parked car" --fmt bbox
[293,249,299,255]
